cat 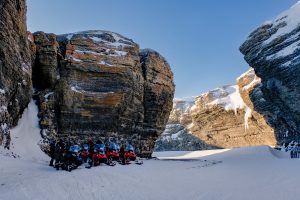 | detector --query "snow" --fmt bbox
[243,76,261,90]
[21,62,30,73]
[1,123,7,131]
[262,1,300,60]
[75,49,101,56]
[1,99,299,200]
[237,68,253,80]
[244,106,252,130]
[99,60,114,66]
[27,35,33,43]
[75,49,127,57]
[44,92,54,102]
[174,96,195,102]
[266,40,300,60]
[237,68,261,91]
[264,1,300,45]
[1,100,47,162]
[71,57,82,62]
[71,86,82,93]
[173,98,195,114]
[66,34,73,40]
[111,50,128,57]
[0,89,5,94]
[0,106,7,113]
[206,85,245,113]
[1,141,300,200]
